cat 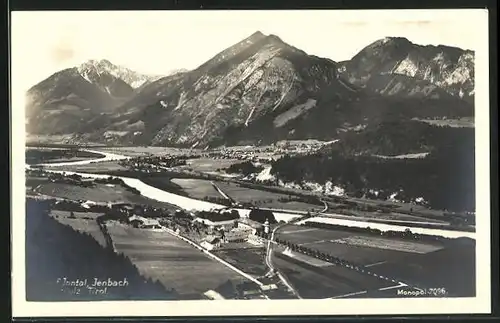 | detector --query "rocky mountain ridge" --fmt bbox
[77,59,163,89]
[337,37,474,103]
[25,33,475,146]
